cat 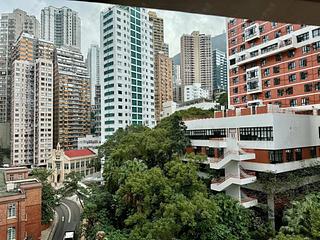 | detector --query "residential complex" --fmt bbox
[53,46,91,150]
[77,134,101,149]
[0,9,40,123]
[181,31,213,97]
[184,83,209,102]
[212,49,228,91]
[228,19,320,109]
[10,33,54,166]
[0,167,42,240]
[100,6,155,141]
[87,44,101,136]
[47,145,97,184]
[148,11,168,55]
[41,6,81,49]
[154,52,173,121]
[185,104,320,226]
